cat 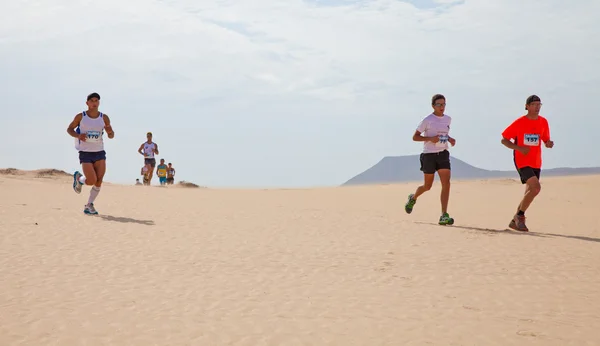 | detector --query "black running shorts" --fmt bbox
[516,166,541,184]
[420,149,451,174]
